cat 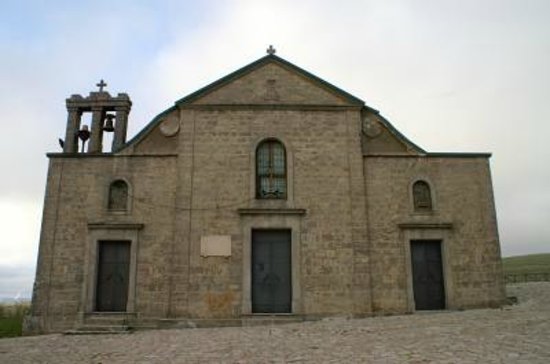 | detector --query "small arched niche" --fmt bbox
[108,179,129,211]
[412,180,433,212]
